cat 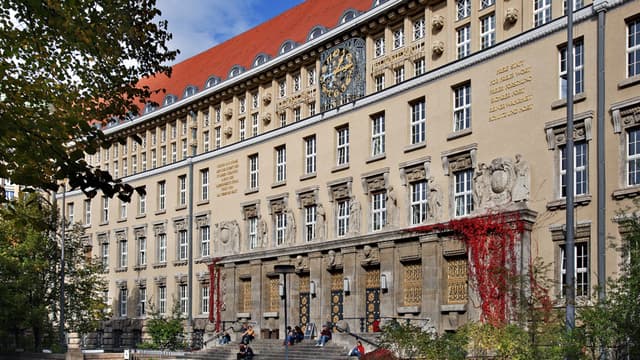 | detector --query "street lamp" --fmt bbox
[274,264,295,360]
